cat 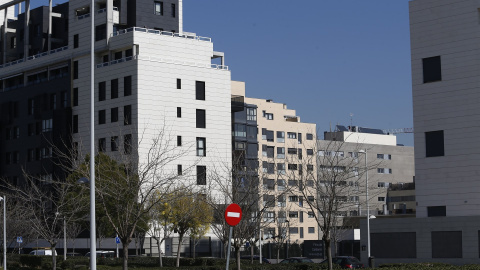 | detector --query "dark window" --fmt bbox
[98,138,106,152]
[197,165,206,185]
[154,1,163,15]
[196,109,206,128]
[103,55,109,63]
[95,24,107,41]
[111,107,118,122]
[124,76,132,96]
[300,227,304,238]
[432,231,462,258]
[196,81,205,100]
[73,115,78,133]
[423,56,442,83]
[124,134,132,154]
[425,130,444,157]
[99,82,106,101]
[111,136,119,151]
[27,149,34,162]
[427,206,446,217]
[124,105,132,125]
[177,135,182,146]
[171,3,176,17]
[177,78,181,89]
[73,61,78,79]
[62,92,68,108]
[114,51,122,60]
[111,79,118,99]
[306,133,314,140]
[177,107,181,118]
[288,164,298,170]
[50,94,57,110]
[371,232,417,258]
[125,49,133,58]
[28,124,35,136]
[177,164,182,175]
[74,34,79,48]
[307,149,313,155]
[197,137,206,156]
[99,110,106,124]
[73,88,79,106]
[28,99,34,115]
[5,153,11,164]
[10,36,15,49]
